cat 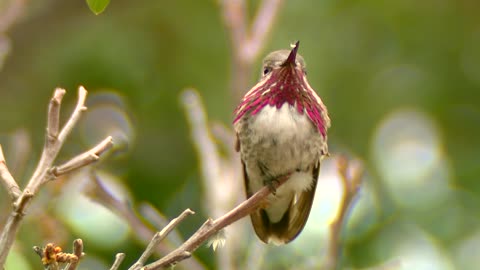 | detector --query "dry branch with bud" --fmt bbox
[0,86,113,268]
